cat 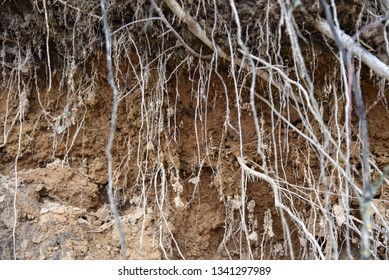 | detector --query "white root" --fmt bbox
[161,0,275,87]
[235,155,326,260]
[313,17,389,81]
